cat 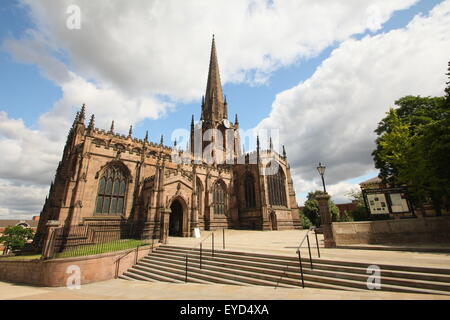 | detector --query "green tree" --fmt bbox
[0,225,34,255]
[302,190,339,226]
[372,72,450,214]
